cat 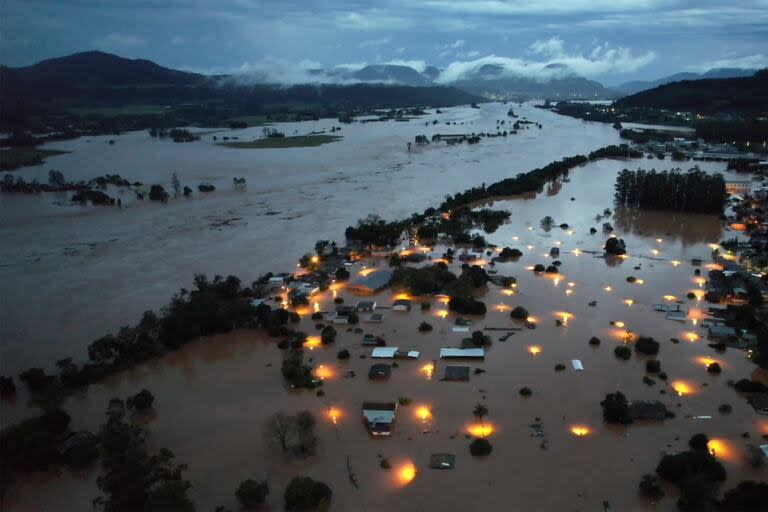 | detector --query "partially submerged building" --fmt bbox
[347,270,393,295]
[747,394,768,415]
[628,400,668,421]
[442,365,470,381]
[362,402,398,436]
[439,348,485,360]
[368,364,391,380]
